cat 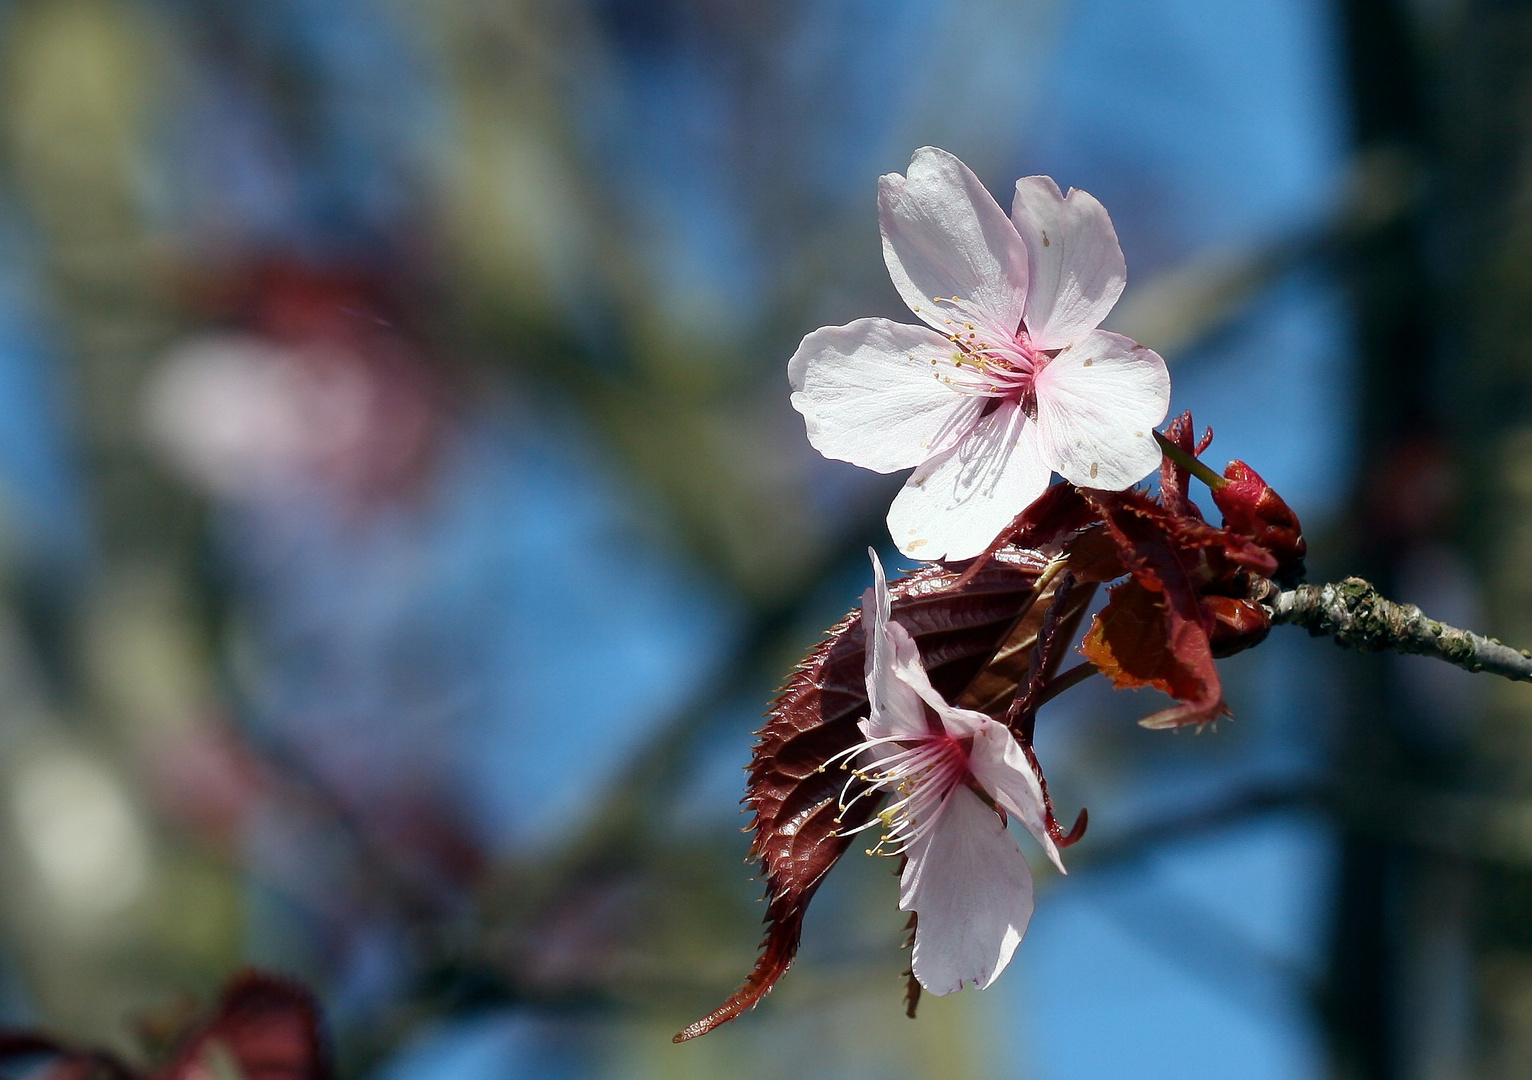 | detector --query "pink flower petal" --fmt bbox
[879,147,1029,339]
[862,551,935,741]
[1032,329,1169,490]
[1011,176,1127,351]
[789,318,986,473]
[883,639,995,741]
[886,400,1051,561]
[899,786,1034,994]
[967,718,1064,873]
